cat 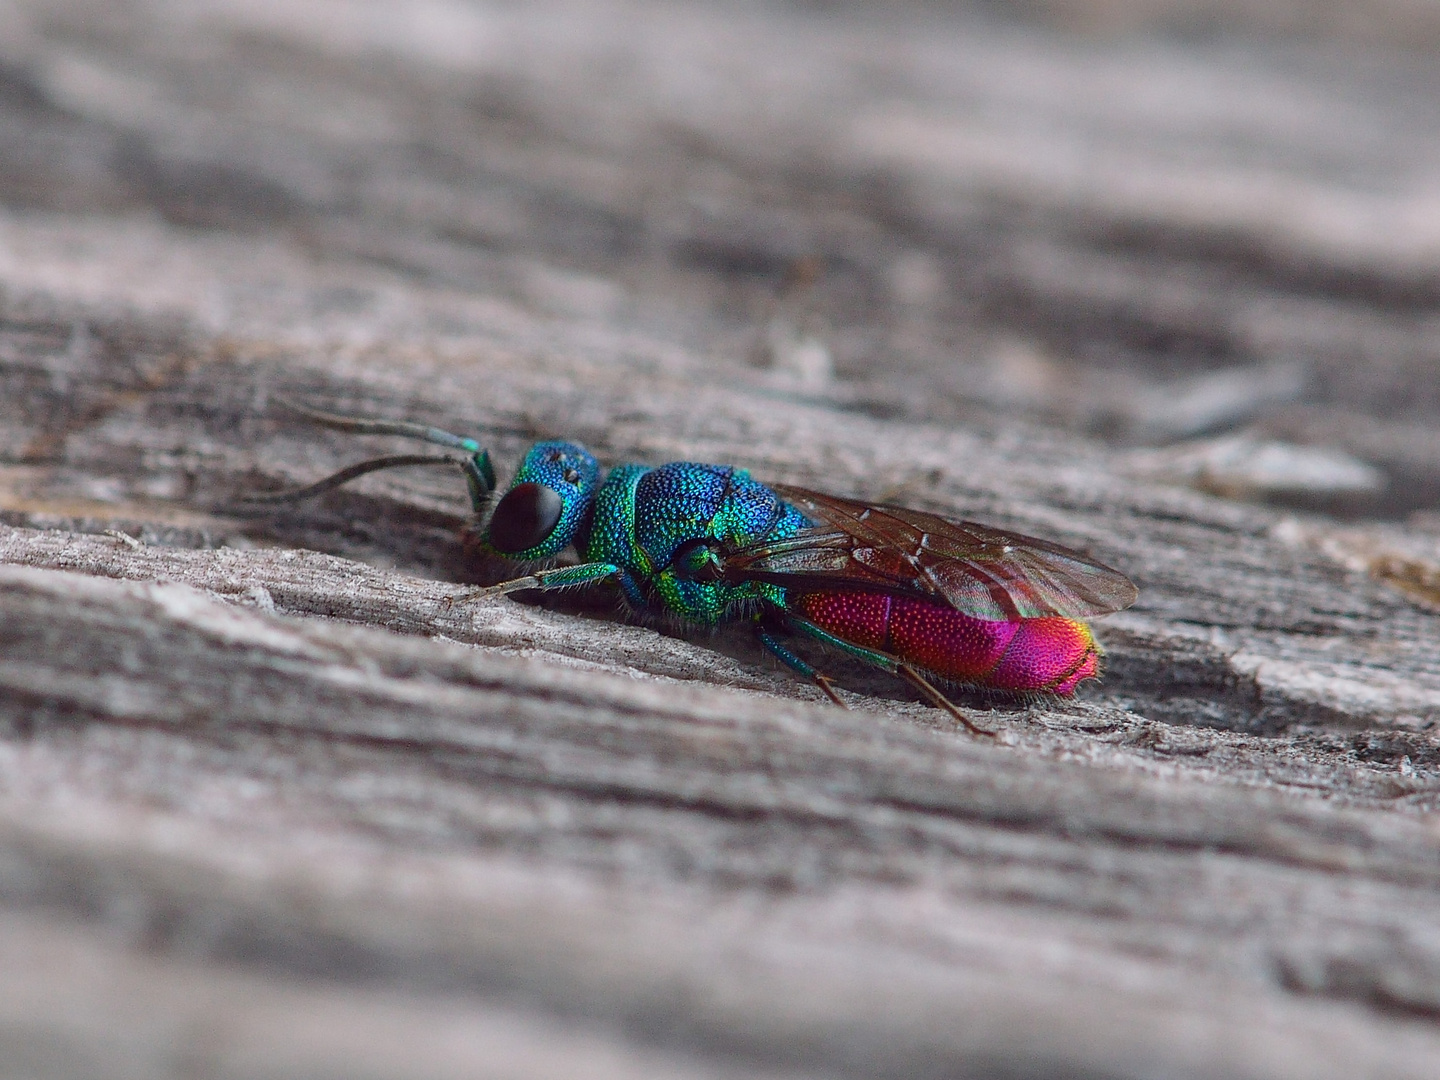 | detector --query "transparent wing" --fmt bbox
[725,485,1137,621]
